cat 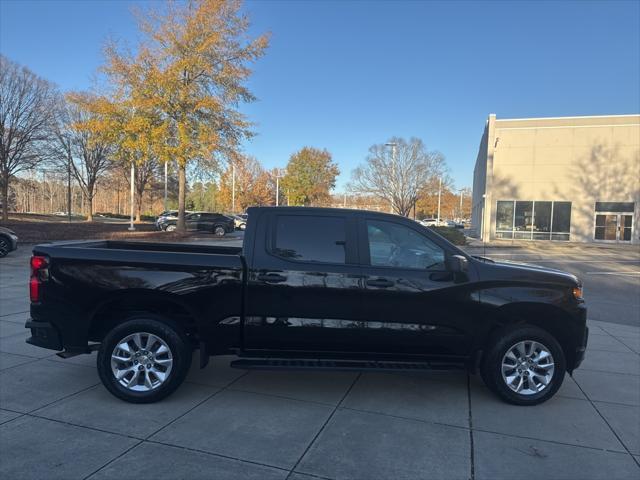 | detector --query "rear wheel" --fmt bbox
[97,315,192,403]
[481,325,566,405]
